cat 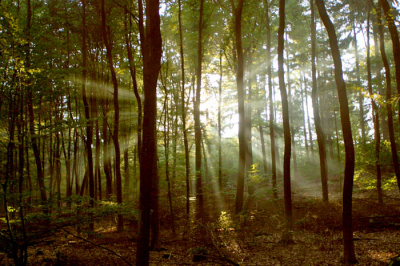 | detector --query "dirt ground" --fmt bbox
[1,190,400,266]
